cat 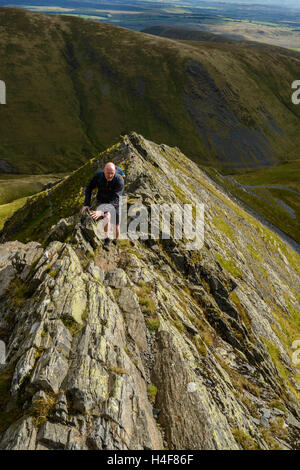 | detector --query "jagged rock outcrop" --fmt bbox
[0,132,299,450]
